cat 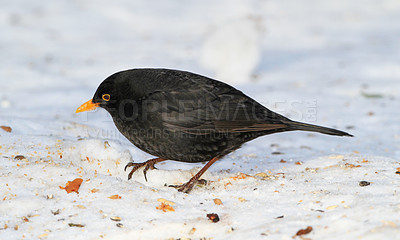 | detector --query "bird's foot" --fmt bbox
[124,158,166,182]
[168,157,219,193]
[168,179,207,193]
